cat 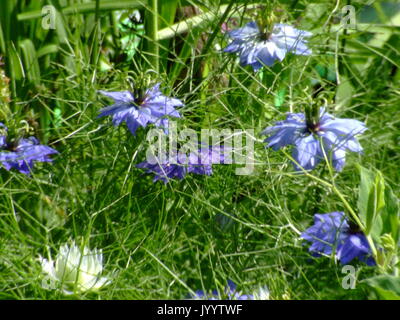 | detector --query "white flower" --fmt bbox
[40,241,111,295]
[252,286,270,300]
